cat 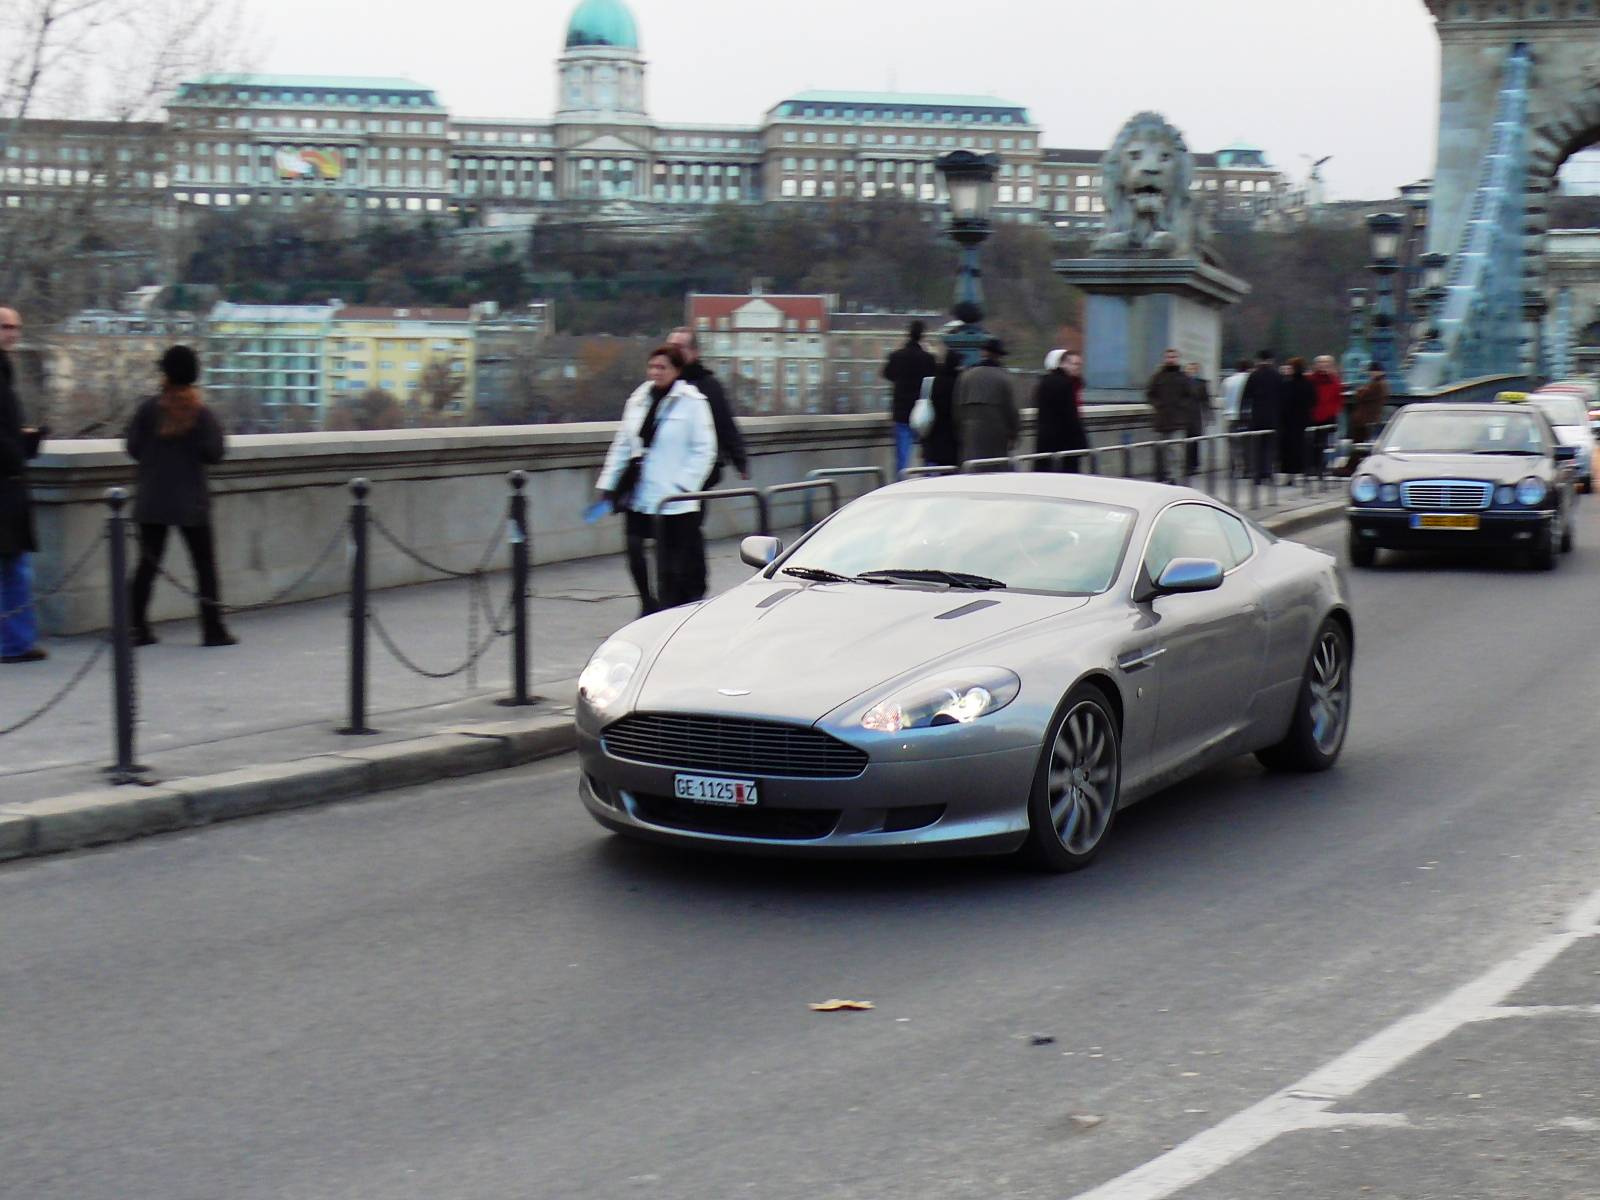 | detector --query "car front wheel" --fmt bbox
[1024,686,1122,873]
[1257,618,1352,773]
